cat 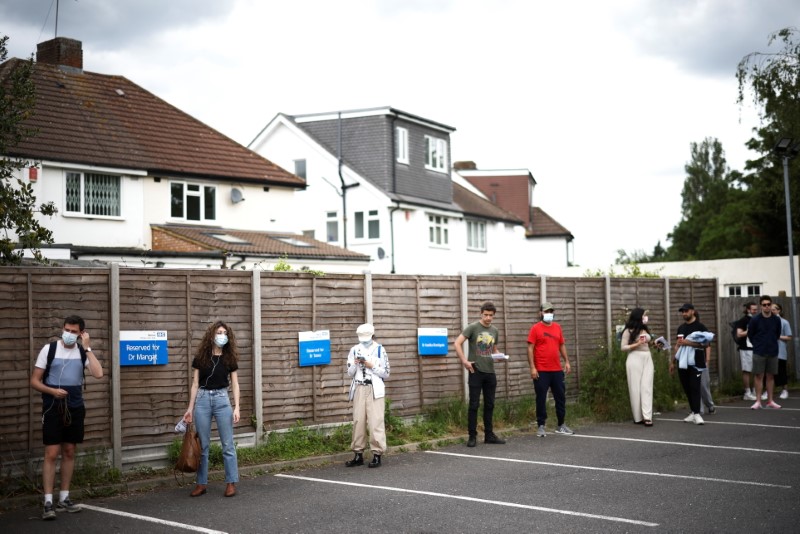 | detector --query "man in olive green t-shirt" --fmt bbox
[455,301,506,447]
